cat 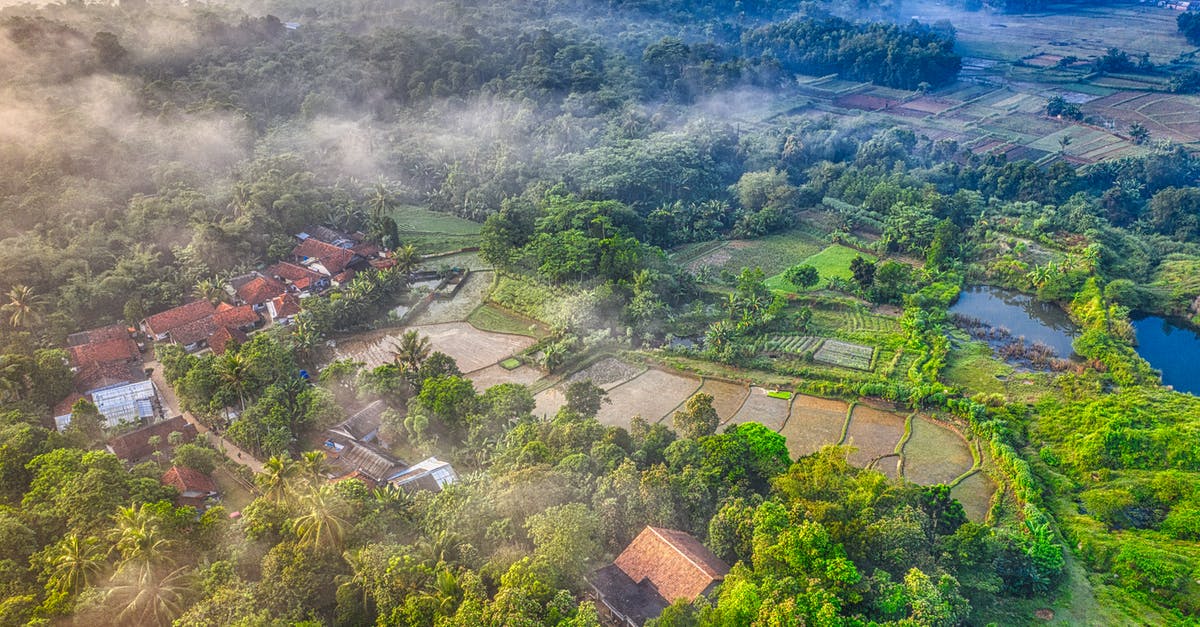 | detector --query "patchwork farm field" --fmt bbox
[777,395,850,458]
[903,416,975,486]
[764,244,875,293]
[335,321,533,372]
[726,386,792,430]
[695,378,750,421]
[843,404,907,467]
[952,471,996,523]
[594,369,701,428]
[681,228,826,276]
